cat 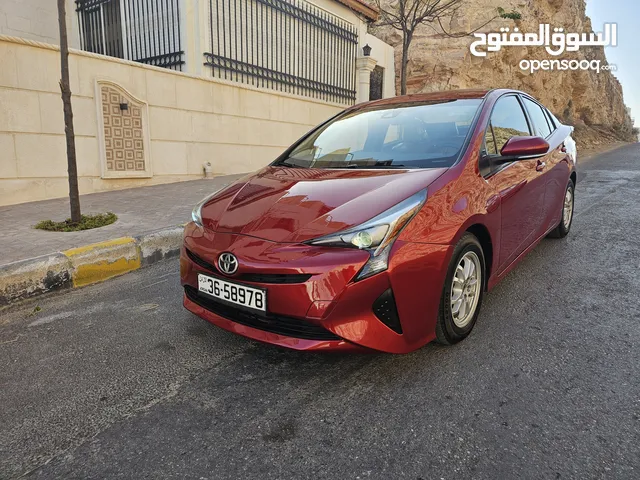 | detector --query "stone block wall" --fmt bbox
[0,36,343,206]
